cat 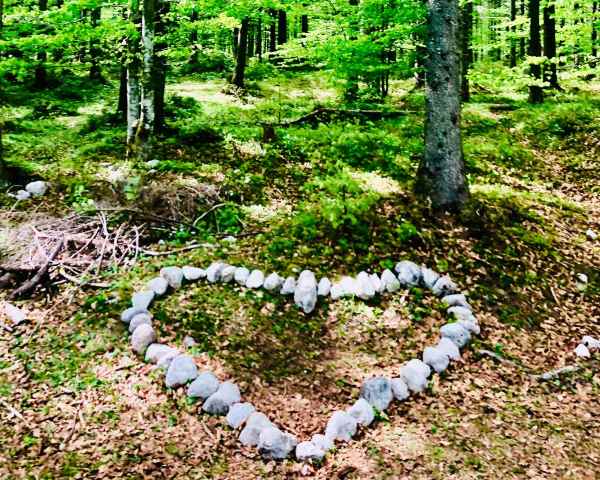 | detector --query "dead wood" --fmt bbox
[10,238,64,299]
